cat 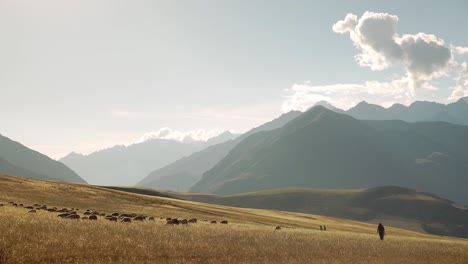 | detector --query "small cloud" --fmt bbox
[451,45,468,55]
[136,127,226,143]
[281,78,413,112]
